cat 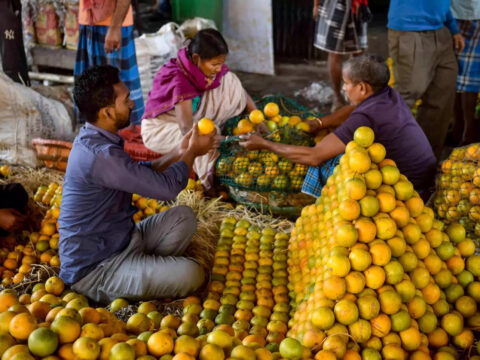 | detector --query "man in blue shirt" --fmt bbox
[388,0,465,158]
[59,65,215,303]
